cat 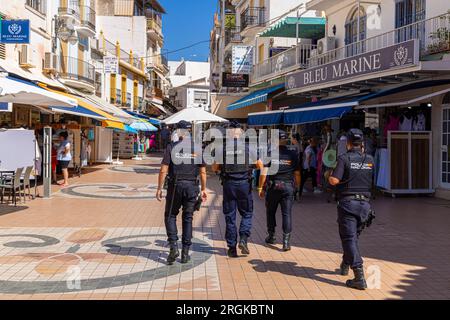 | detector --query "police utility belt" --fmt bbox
[340,194,370,202]
[267,179,293,191]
